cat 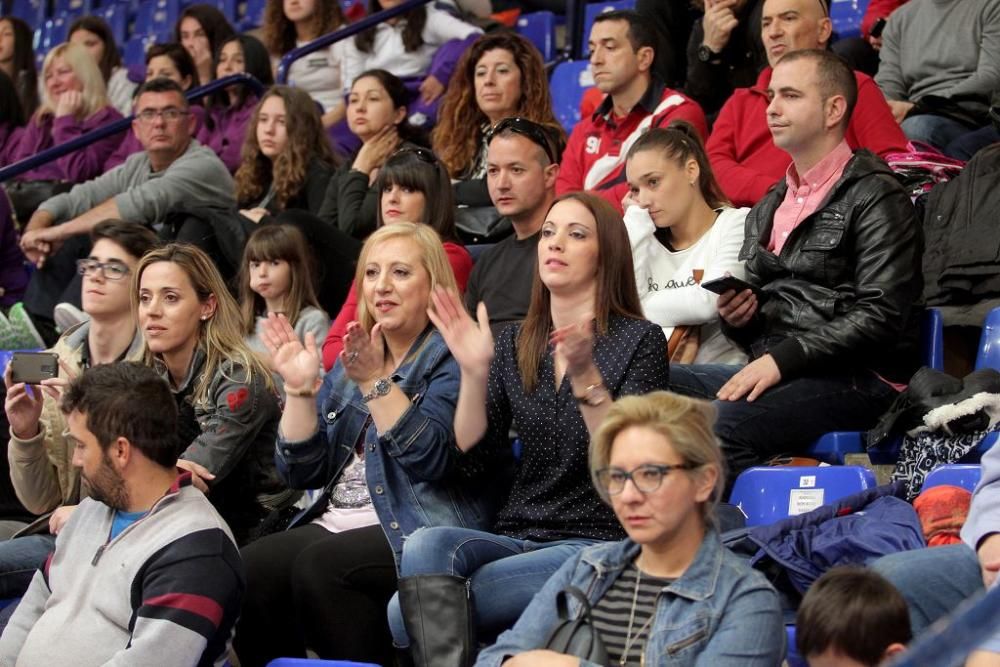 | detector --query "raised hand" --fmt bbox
[702,0,739,54]
[418,74,445,104]
[341,321,386,384]
[55,90,83,118]
[551,317,595,379]
[260,312,321,391]
[353,125,400,176]
[427,286,494,377]
[4,365,44,440]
